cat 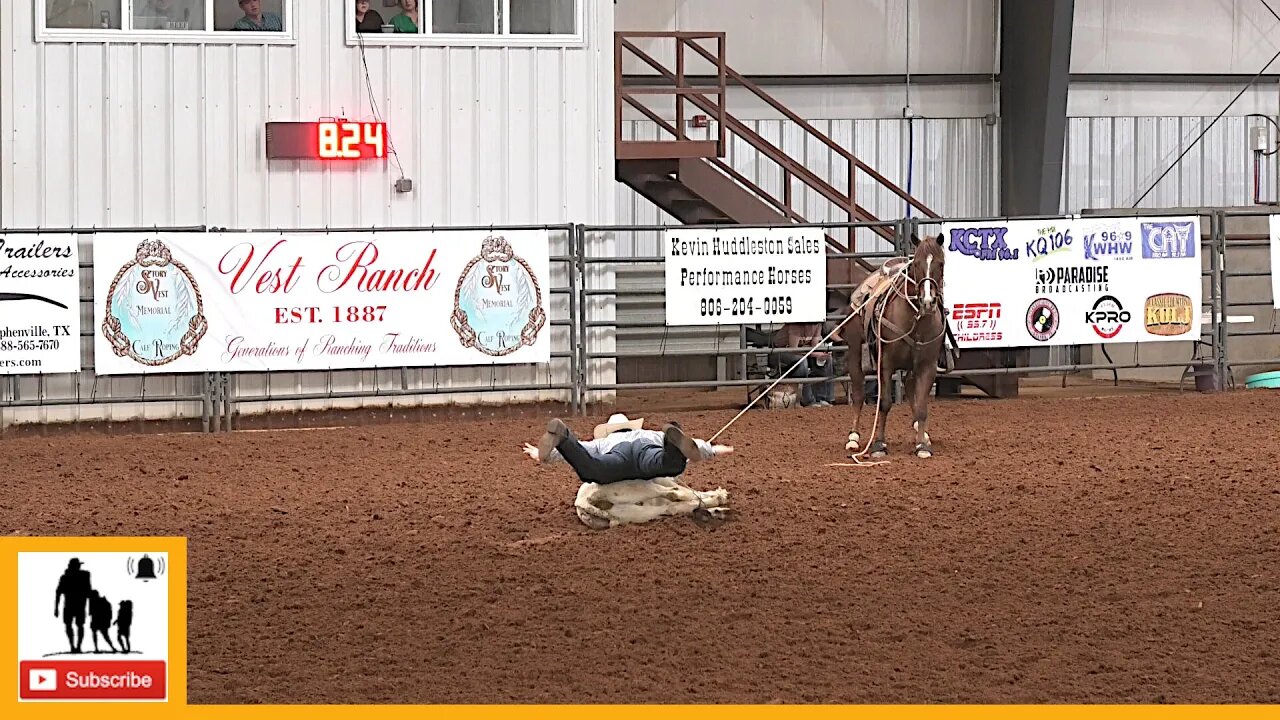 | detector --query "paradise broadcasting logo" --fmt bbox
[17,551,171,702]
